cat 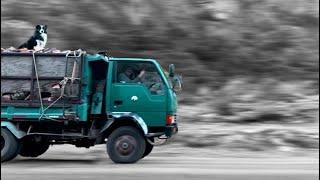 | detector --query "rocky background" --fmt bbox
[1,0,319,155]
